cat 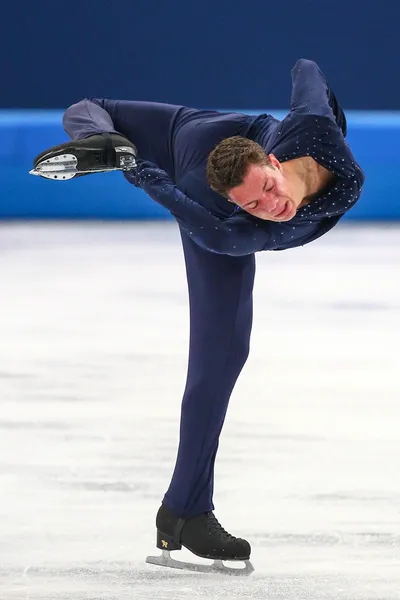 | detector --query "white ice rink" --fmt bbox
[0,222,399,599]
